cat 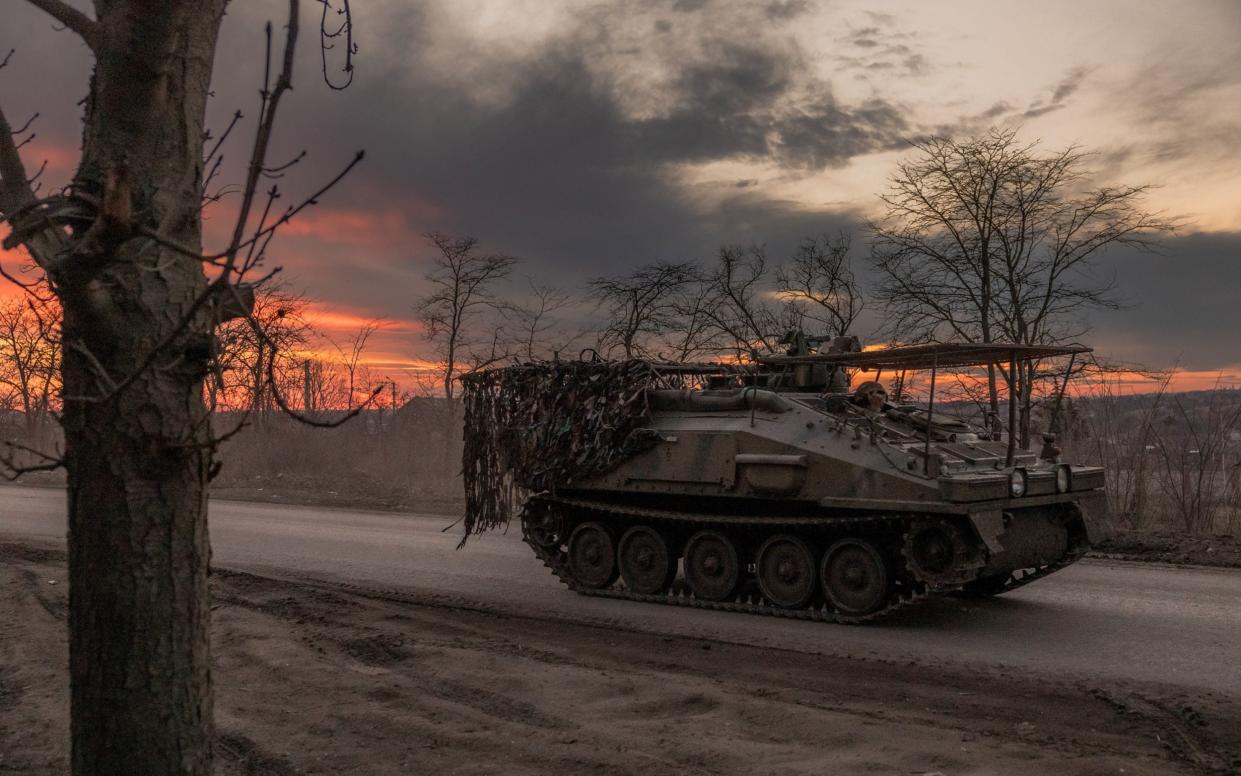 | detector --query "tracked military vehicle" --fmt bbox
[460,337,1103,623]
